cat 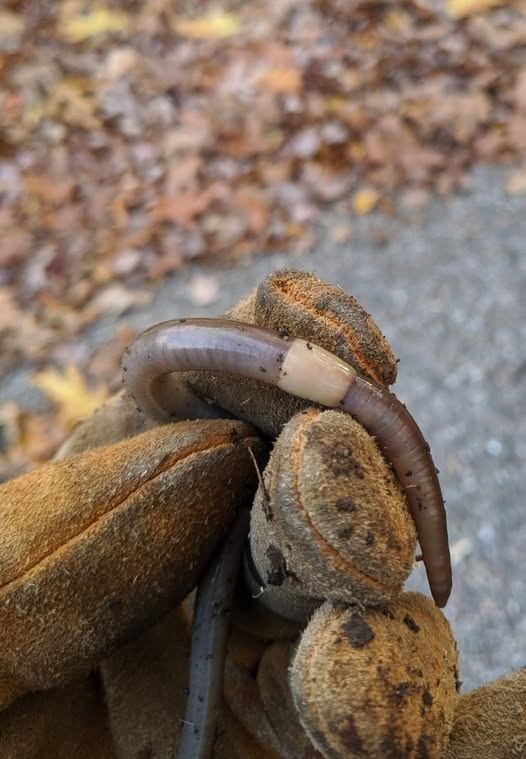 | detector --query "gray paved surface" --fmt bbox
[2,166,525,692]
